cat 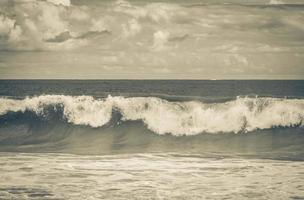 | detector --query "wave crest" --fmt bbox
[0,95,303,136]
